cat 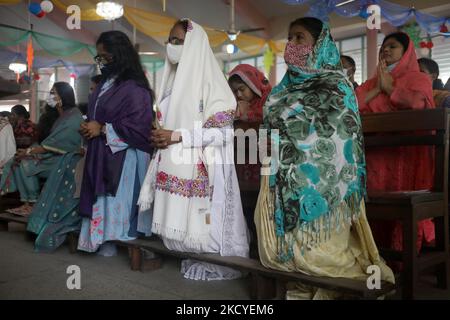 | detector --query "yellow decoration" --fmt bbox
[0,0,20,4]
[235,33,266,55]
[263,46,274,76]
[52,0,103,21]
[0,0,288,56]
[124,5,175,42]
